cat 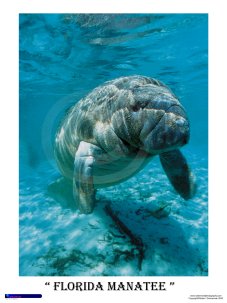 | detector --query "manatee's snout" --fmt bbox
[142,104,190,154]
